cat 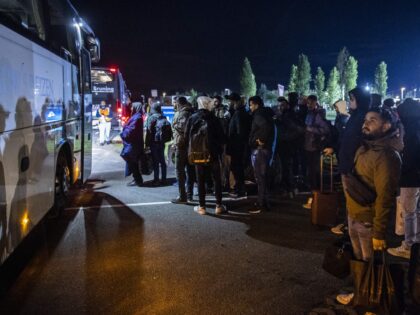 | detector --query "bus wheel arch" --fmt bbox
[52,144,72,216]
